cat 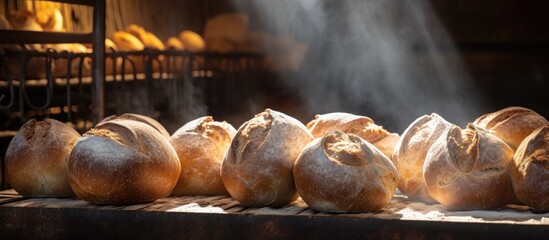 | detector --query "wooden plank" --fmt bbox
[121,202,155,211]
[242,205,307,216]
[3,198,41,207]
[217,199,242,210]
[0,197,26,205]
